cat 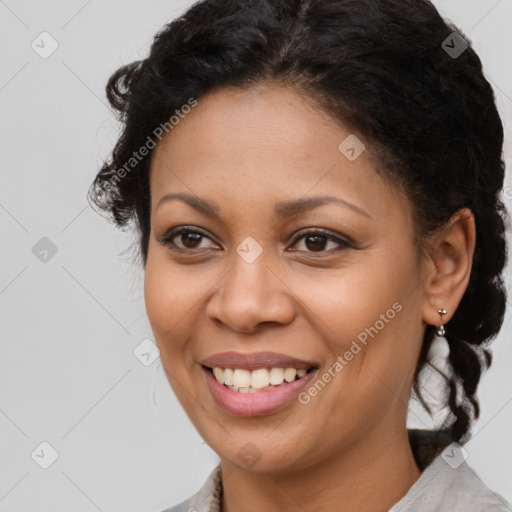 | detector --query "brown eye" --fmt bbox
[157,227,218,251]
[178,232,203,249]
[290,229,351,253]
